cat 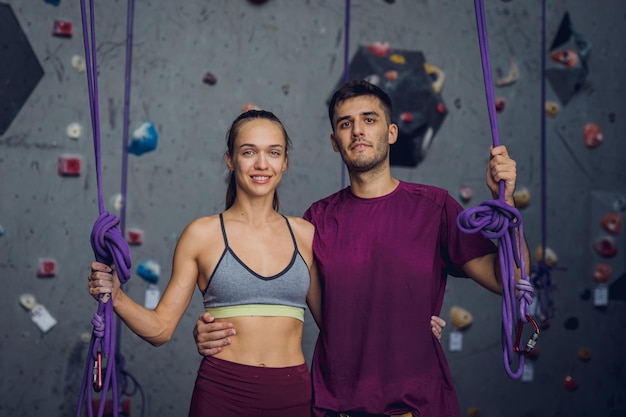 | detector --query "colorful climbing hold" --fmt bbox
[593,236,617,258]
[364,74,382,86]
[52,20,72,37]
[513,187,531,209]
[592,263,612,283]
[136,259,160,284]
[563,375,579,391]
[459,185,473,203]
[128,121,158,156]
[551,50,579,68]
[389,54,406,64]
[466,407,480,417]
[400,112,413,124]
[367,41,391,58]
[384,70,398,81]
[495,59,519,87]
[423,62,445,93]
[534,245,558,267]
[242,102,261,112]
[600,212,622,235]
[110,193,123,212]
[66,122,81,140]
[37,258,57,278]
[495,97,506,113]
[545,101,559,117]
[71,55,86,72]
[577,347,592,362]
[127,228,144,246]
[449,306,473,330]
[202,71,217,85]
[58,154,82,176]
[583,123,603,149]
